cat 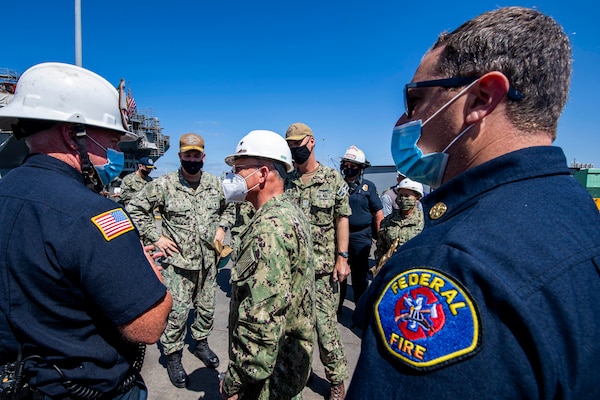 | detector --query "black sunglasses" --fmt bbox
[404,76,524,116]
